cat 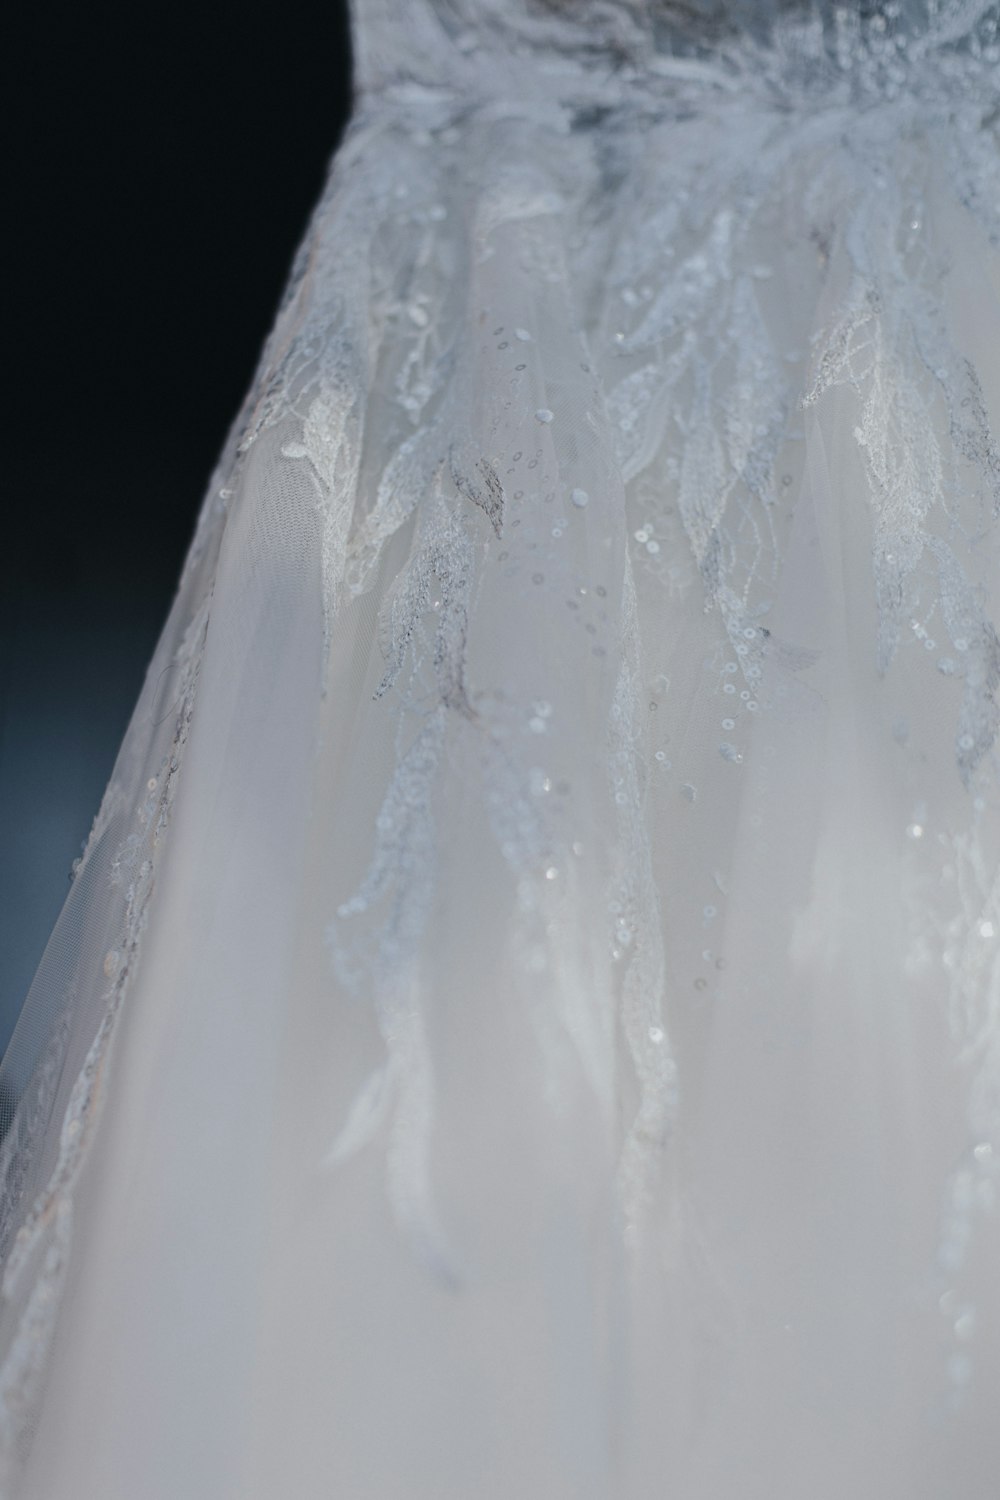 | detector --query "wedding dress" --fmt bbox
[1,2,999,1496]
